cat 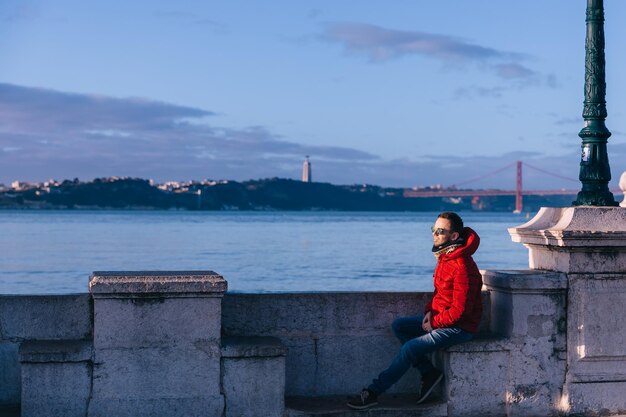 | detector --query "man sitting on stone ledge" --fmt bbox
[347,211,483,410]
